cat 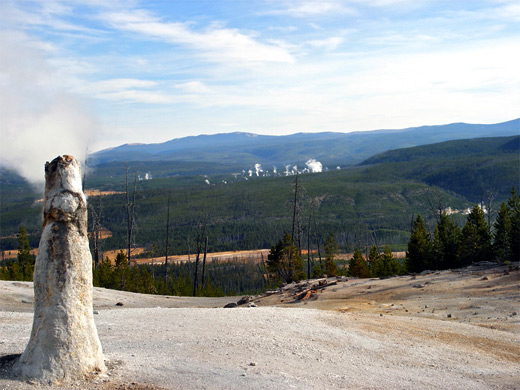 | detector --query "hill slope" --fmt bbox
[90,119,520,167]
[361,135,520,202]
